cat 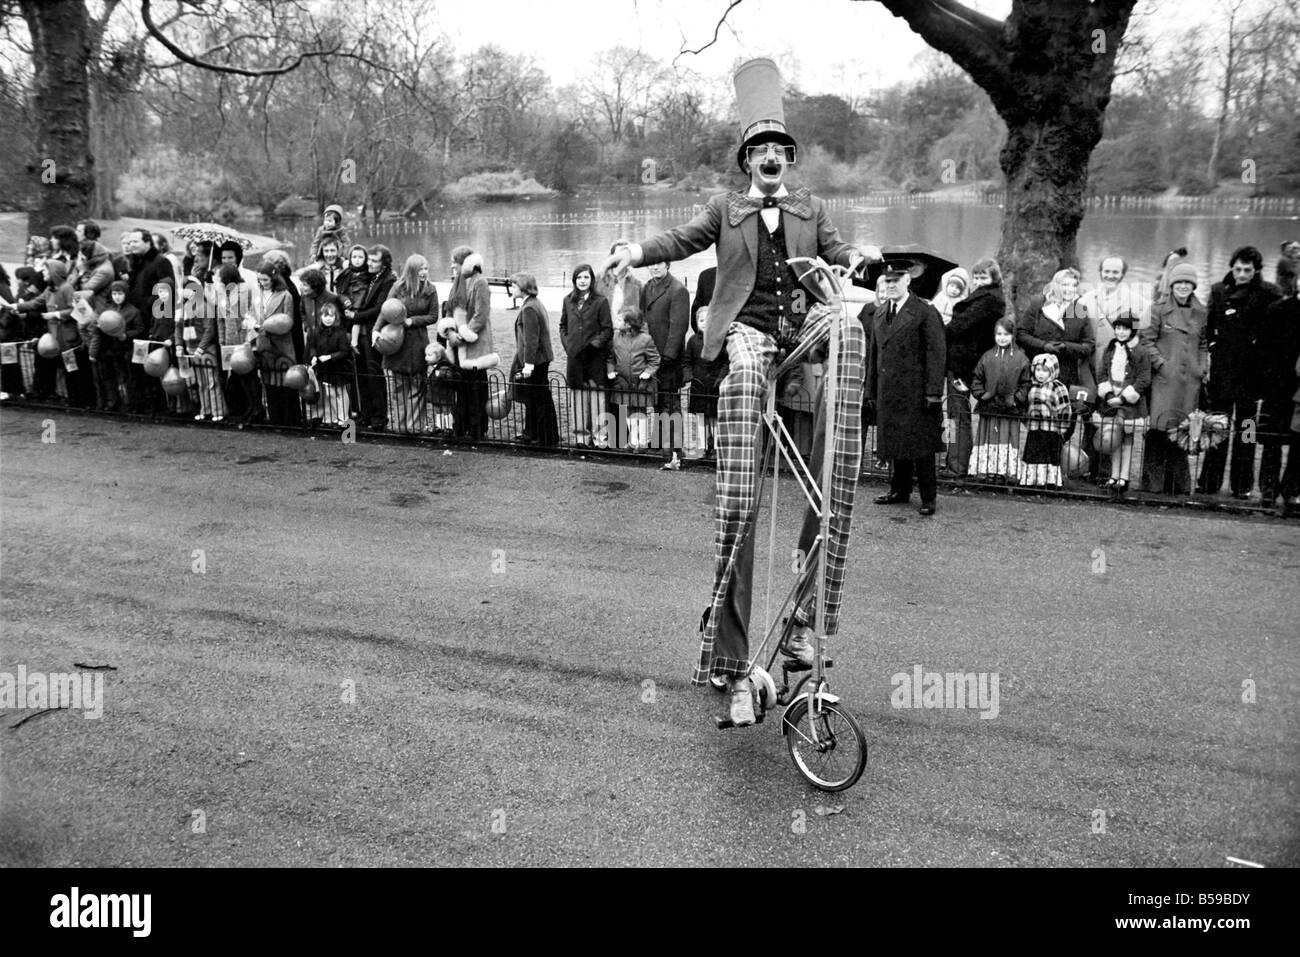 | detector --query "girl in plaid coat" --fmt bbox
[1018,352,1073,488]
